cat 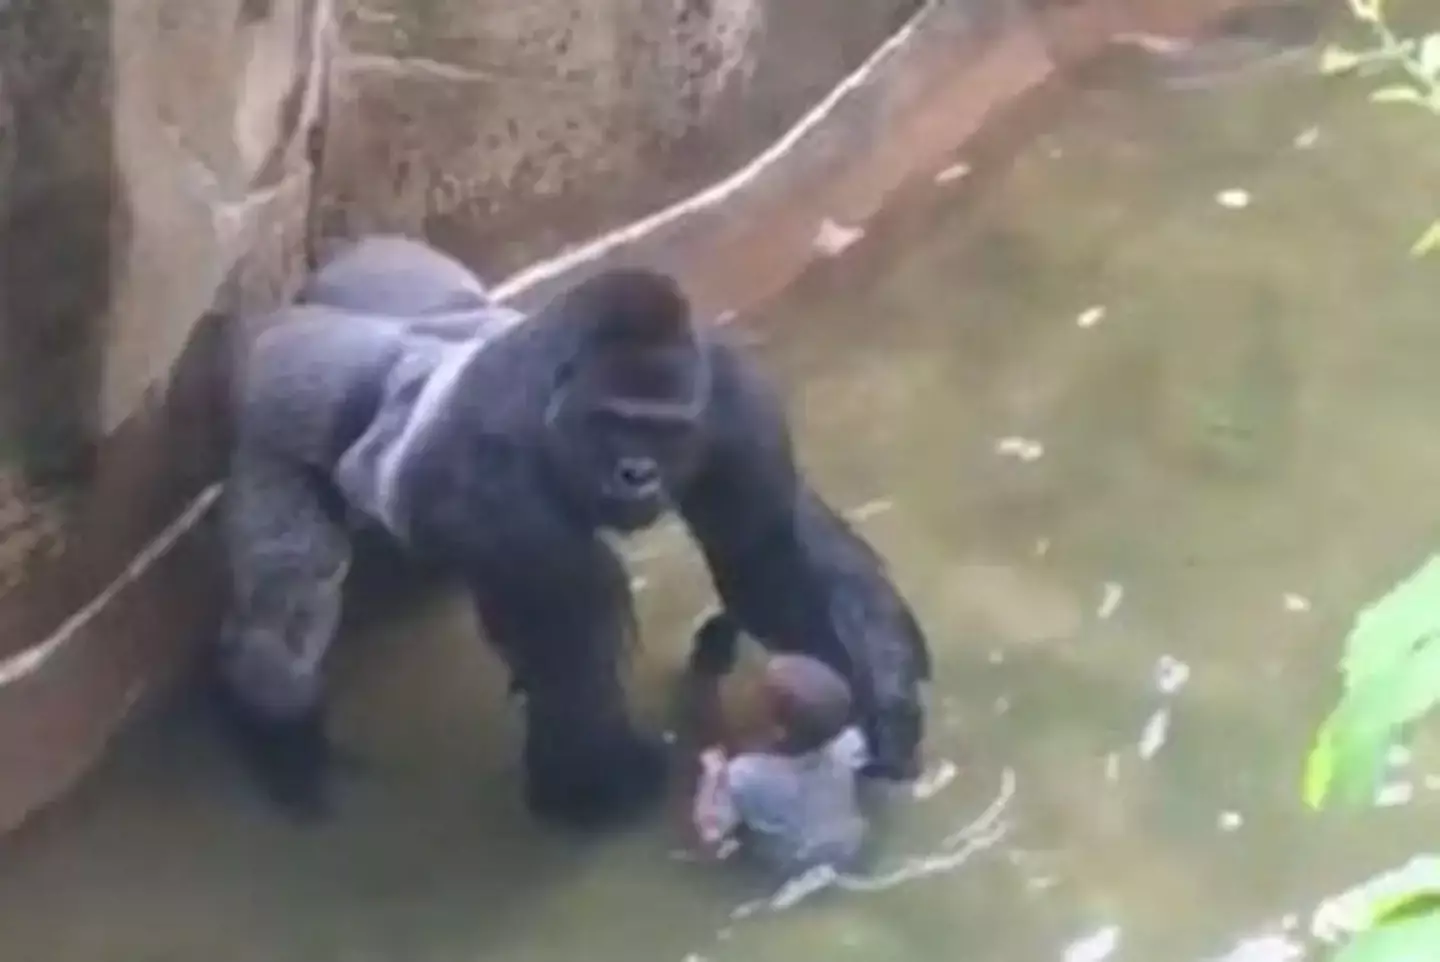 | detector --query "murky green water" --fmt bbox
[7,18,1440,962]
